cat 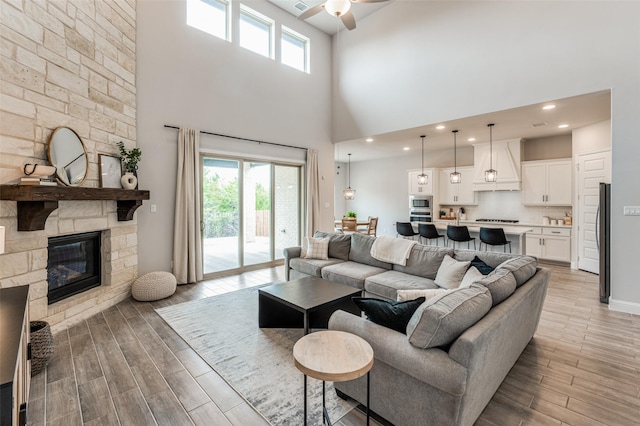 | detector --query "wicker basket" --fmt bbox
[30,321,54,376]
